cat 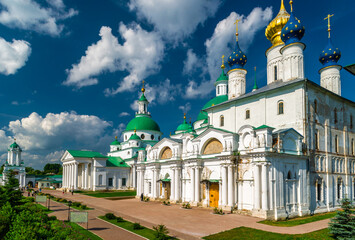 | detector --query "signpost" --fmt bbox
[35,195,47,203]
[70,211,89,229]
